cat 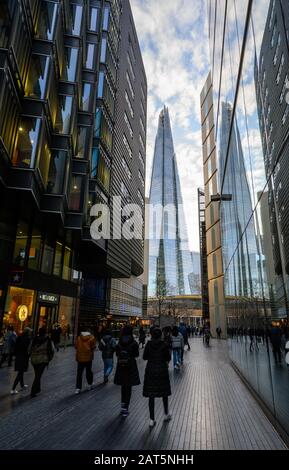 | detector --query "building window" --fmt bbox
[55,95,73,134]
[13,221,29,266]
[102,6,110,31]
[68,4,83,36]
[89,7,99,32]
[85,43,96,70]
[35,0,58,41]
[127,52,135,81]
[125,91,134,118]
[12,117,41,168]
[64,47,79,82]
[68,175,83,211]
[76,127,89,158]
[122,158,131,179]
[81,83,92,112]
[47,150,67,194]
[124,112,133,138]
[97,153,110,191]
[97,72,105,98]
[123,134,132,158]
[25,55,50,99]
[140,116,145,135]
[126,72,135,99]
[100,38,107,63]
[139,134,145,151]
